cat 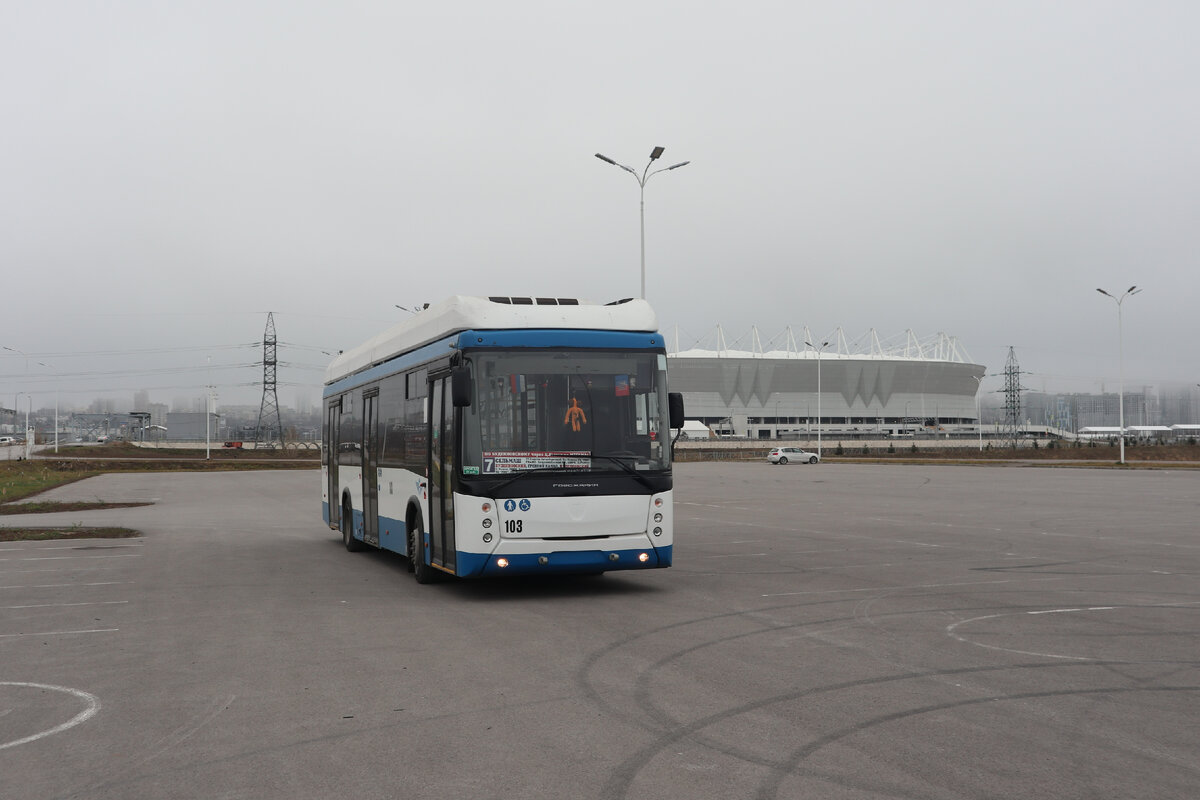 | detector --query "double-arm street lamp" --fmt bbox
[594,146,690,300]
[805,340,830,459]
[1096,285,1140,465]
